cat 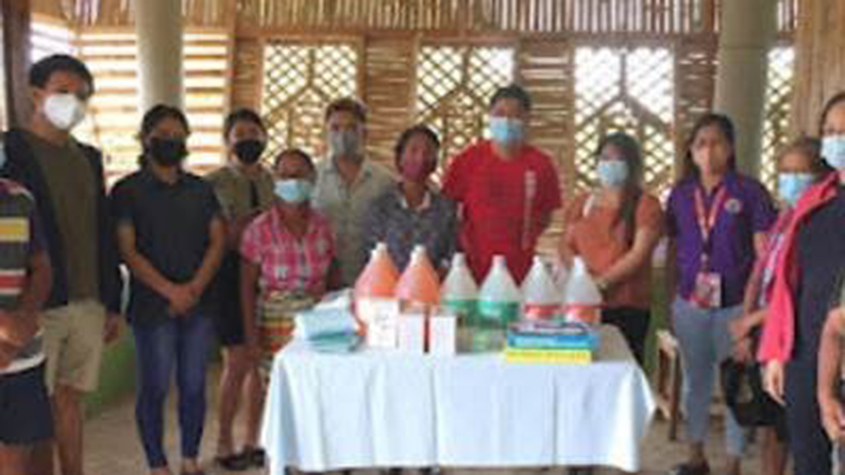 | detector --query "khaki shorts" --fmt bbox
[41,300,106,394]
